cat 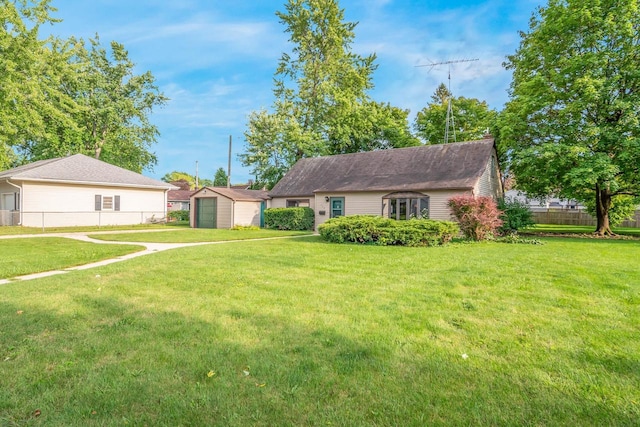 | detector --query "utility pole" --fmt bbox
[227,135,232,189]
[195,160,199,189]
[416,58,479,143]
